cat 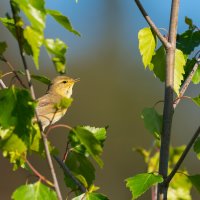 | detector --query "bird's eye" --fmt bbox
[62,80,67,84]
